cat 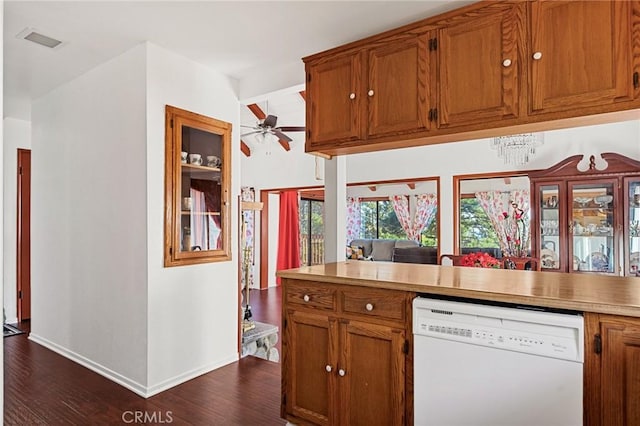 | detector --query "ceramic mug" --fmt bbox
[181,151,188,164]
[182,197,192,210]
[188,153,202,165]
[207,155,221,167]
